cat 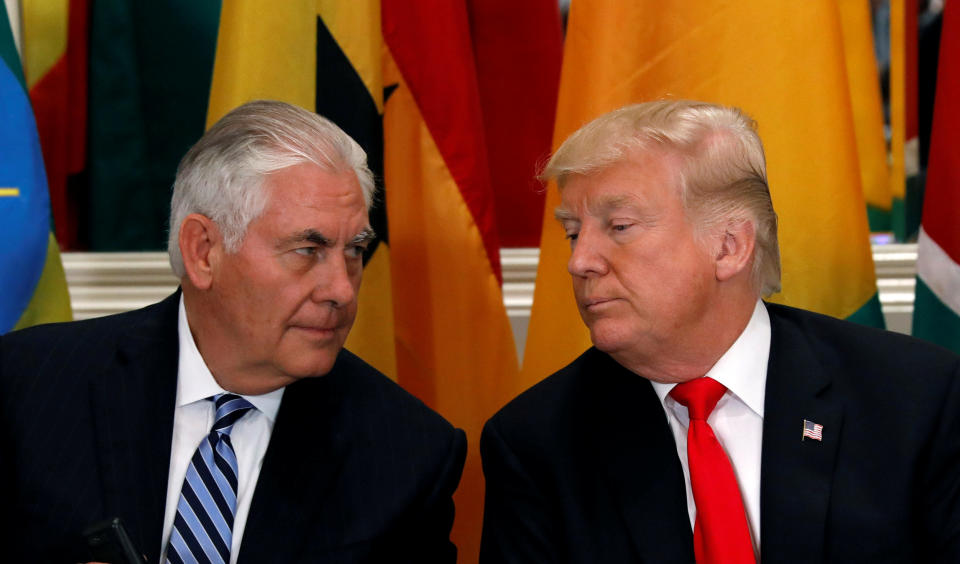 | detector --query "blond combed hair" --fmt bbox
[541,100,781,296]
